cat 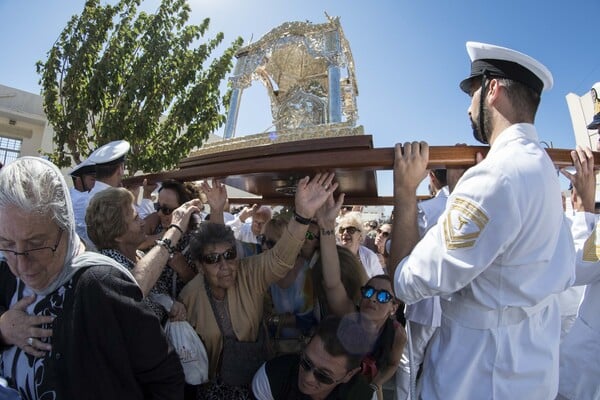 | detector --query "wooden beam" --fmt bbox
[123,145,592,186]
